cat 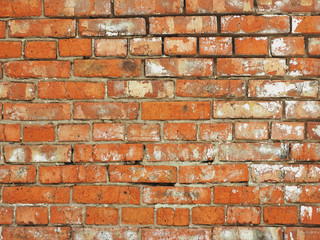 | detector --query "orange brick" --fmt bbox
[264,207,297,224]
[0,82,35,100]
[227,207,261,225]
[93,123,125,141]
[157,208,189,226]
[0,207,13,224]
[95,39,127,57]
[0,165,36,183]
[23,125,55,142]
[86,207,118,225]
[0,41,21,58]
[0,0,41,17]
[308,38,320,55]
[127,124,160,141]
[192,207,225,225]
[258,0,320,12]
[25,41,56,59]
[50,206,82,224]
[164,123,197,140]
[74,144,93,162]
[59,39,91,57]
[200,37,232,55]
[58,124,90,141]
[235,122,268,140]
[290,58,320,76]
[186,0,253,13]
[0,21,5,38]
[130,37,162,56]
[0,124,21,142]
[93,144,143,162]
[235,37,268,55]
[291,143,320,161]
[293,16,320,33]
[121,208,154,225]
[199,123,232,141]
[164,37,196,55]
[16,207,48,225]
